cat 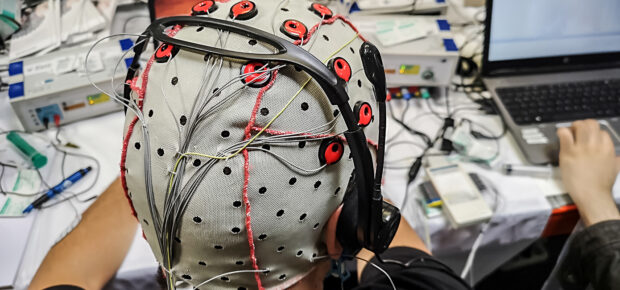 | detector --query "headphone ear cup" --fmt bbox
[373,201,401,253]
[336,172,362,256]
